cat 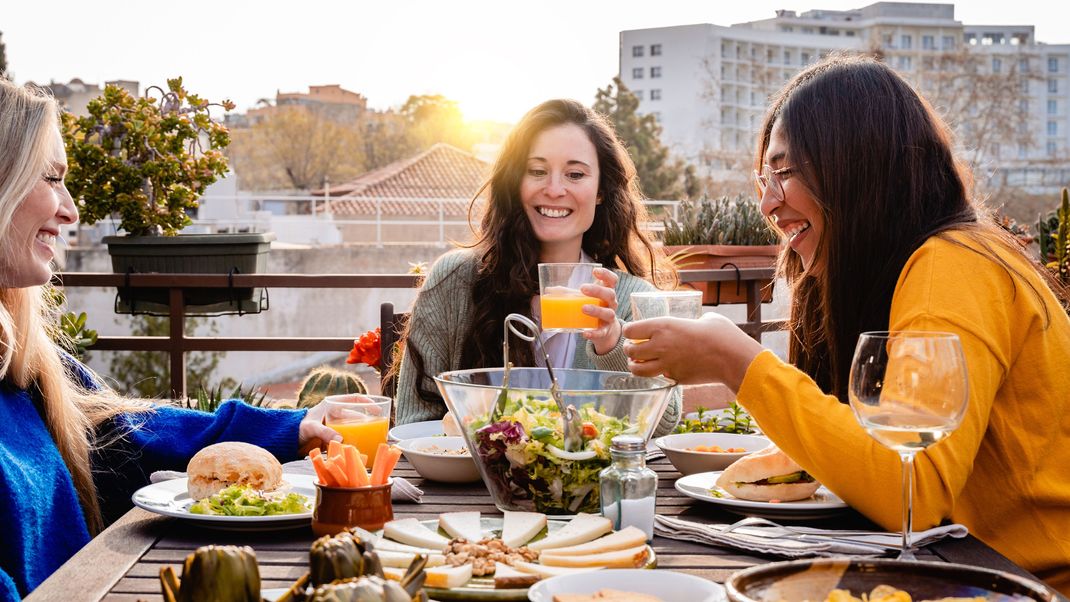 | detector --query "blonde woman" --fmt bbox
[0,80,340,601]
